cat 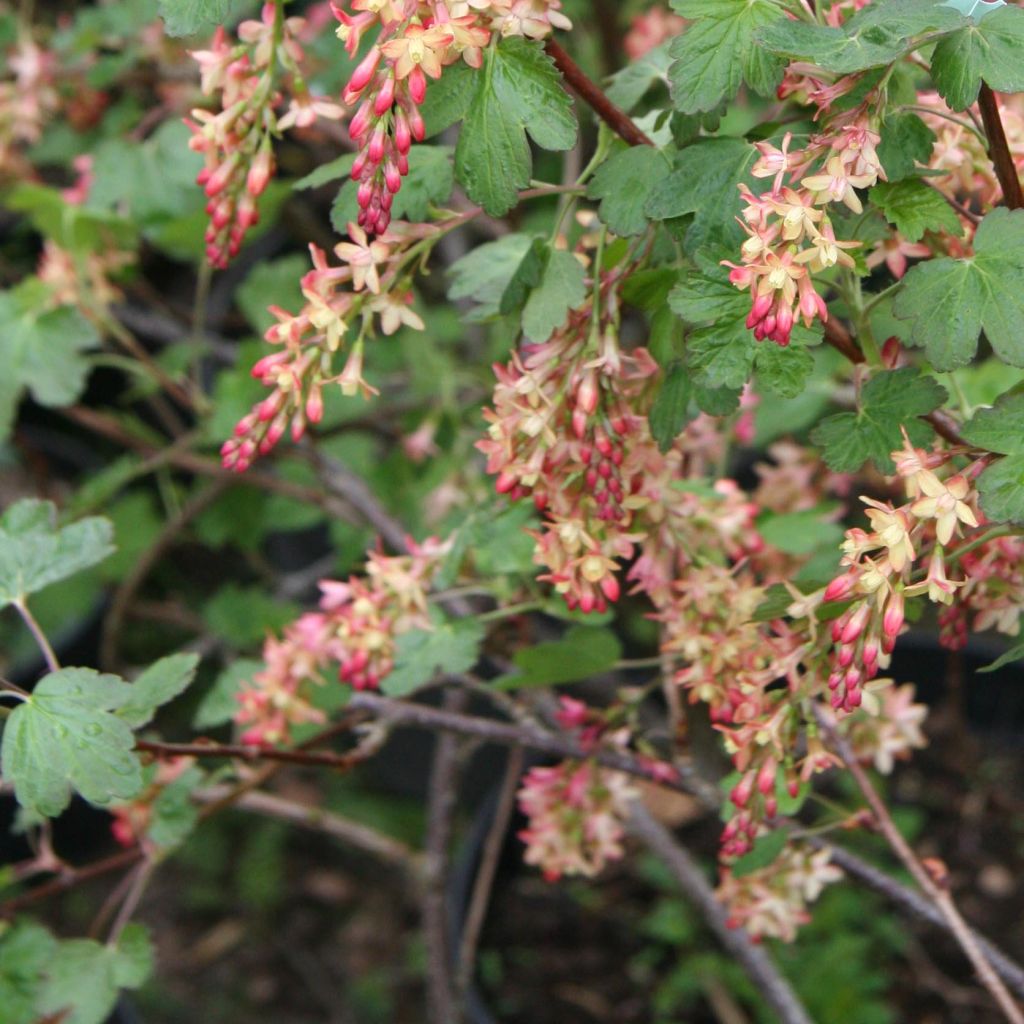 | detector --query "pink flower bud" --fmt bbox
[600,575,620,603]
[246,144,274,196]
[347,47,382,96]
[374,75,396,116]
[368,127,386,165]
[840,602,869,645]
[731,773,754,808]
[757,760,775,795]
[384,160,401,193]
[408,66,426,104]
[883,590,904,640]
[394,109,411,153]
[823,572,856,603]
[348,100,373,142]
